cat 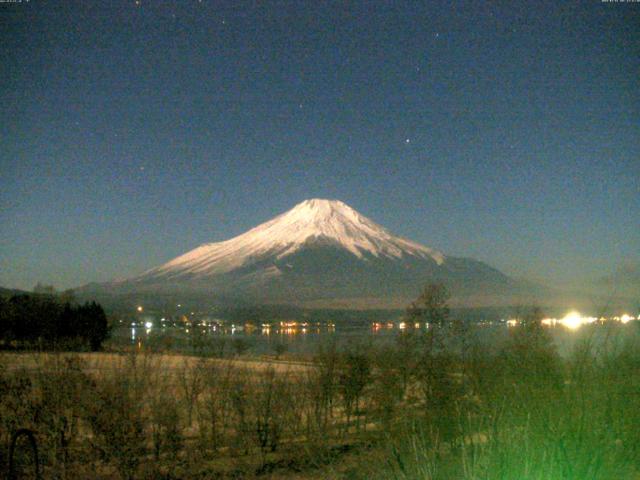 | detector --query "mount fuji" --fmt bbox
[84,199,532,307]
